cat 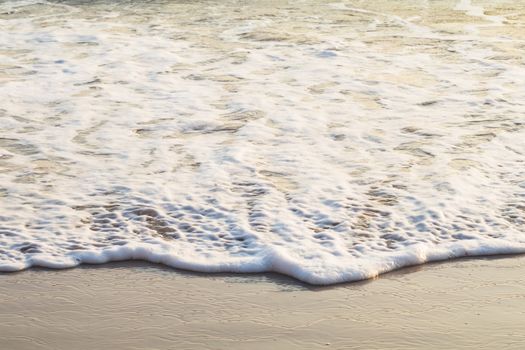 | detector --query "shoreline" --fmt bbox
[2,255,525,349]
[2,247,525,285]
